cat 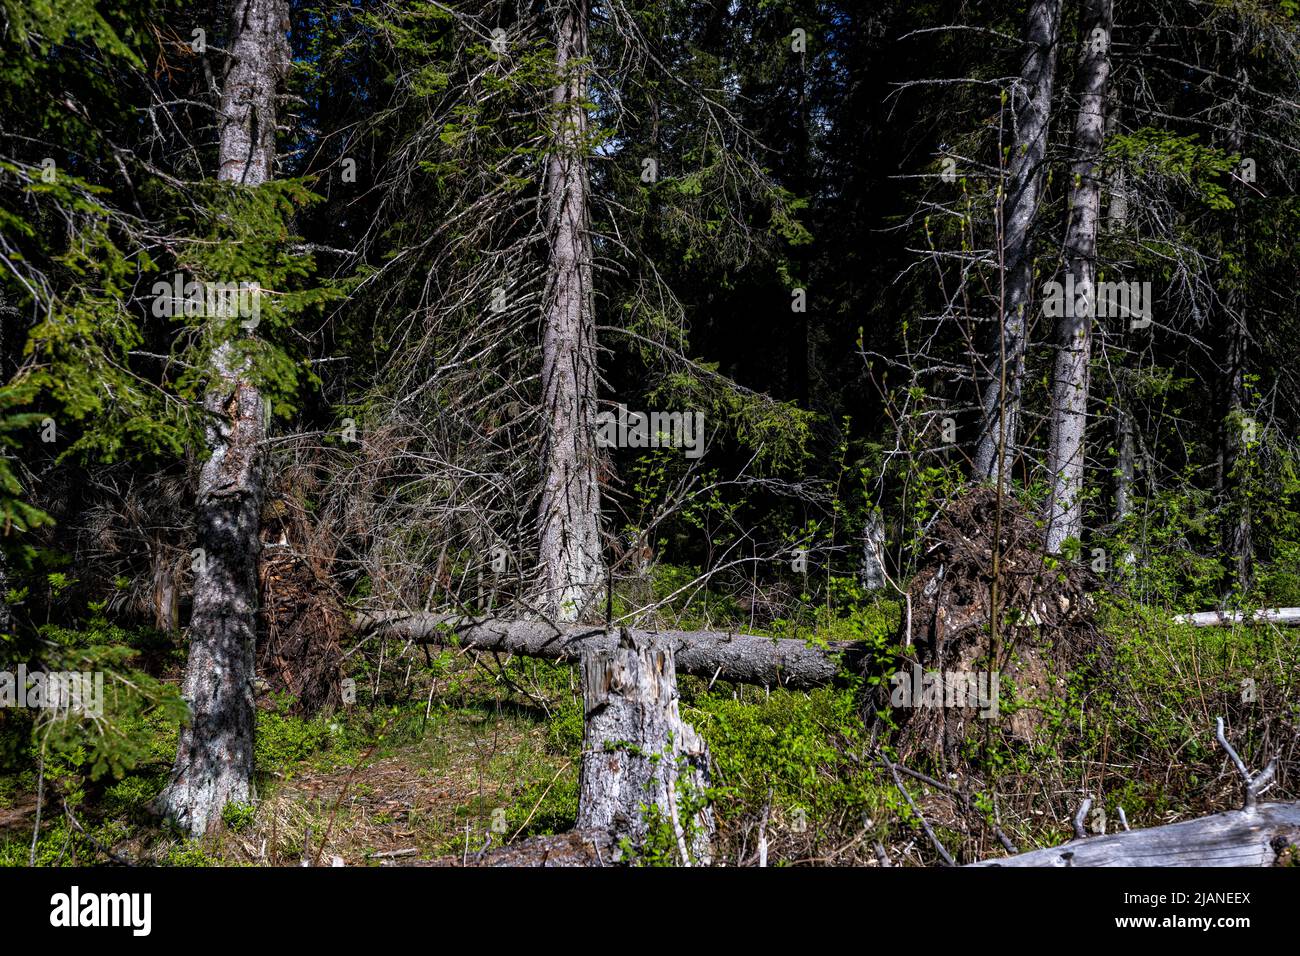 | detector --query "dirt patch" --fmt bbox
[219,713,566,865]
